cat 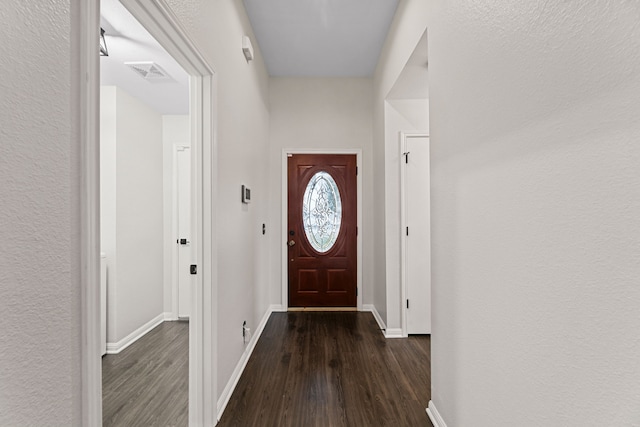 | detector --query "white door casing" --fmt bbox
[400,133,431,335]
[80,0,218,425]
